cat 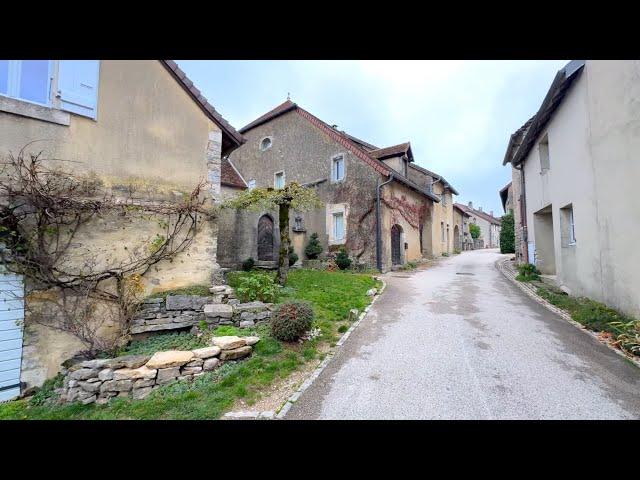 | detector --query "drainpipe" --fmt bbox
[376,174,394,272]
[514,162,528,263]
